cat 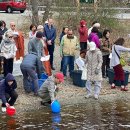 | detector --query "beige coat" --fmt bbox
[86,48,103,81]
